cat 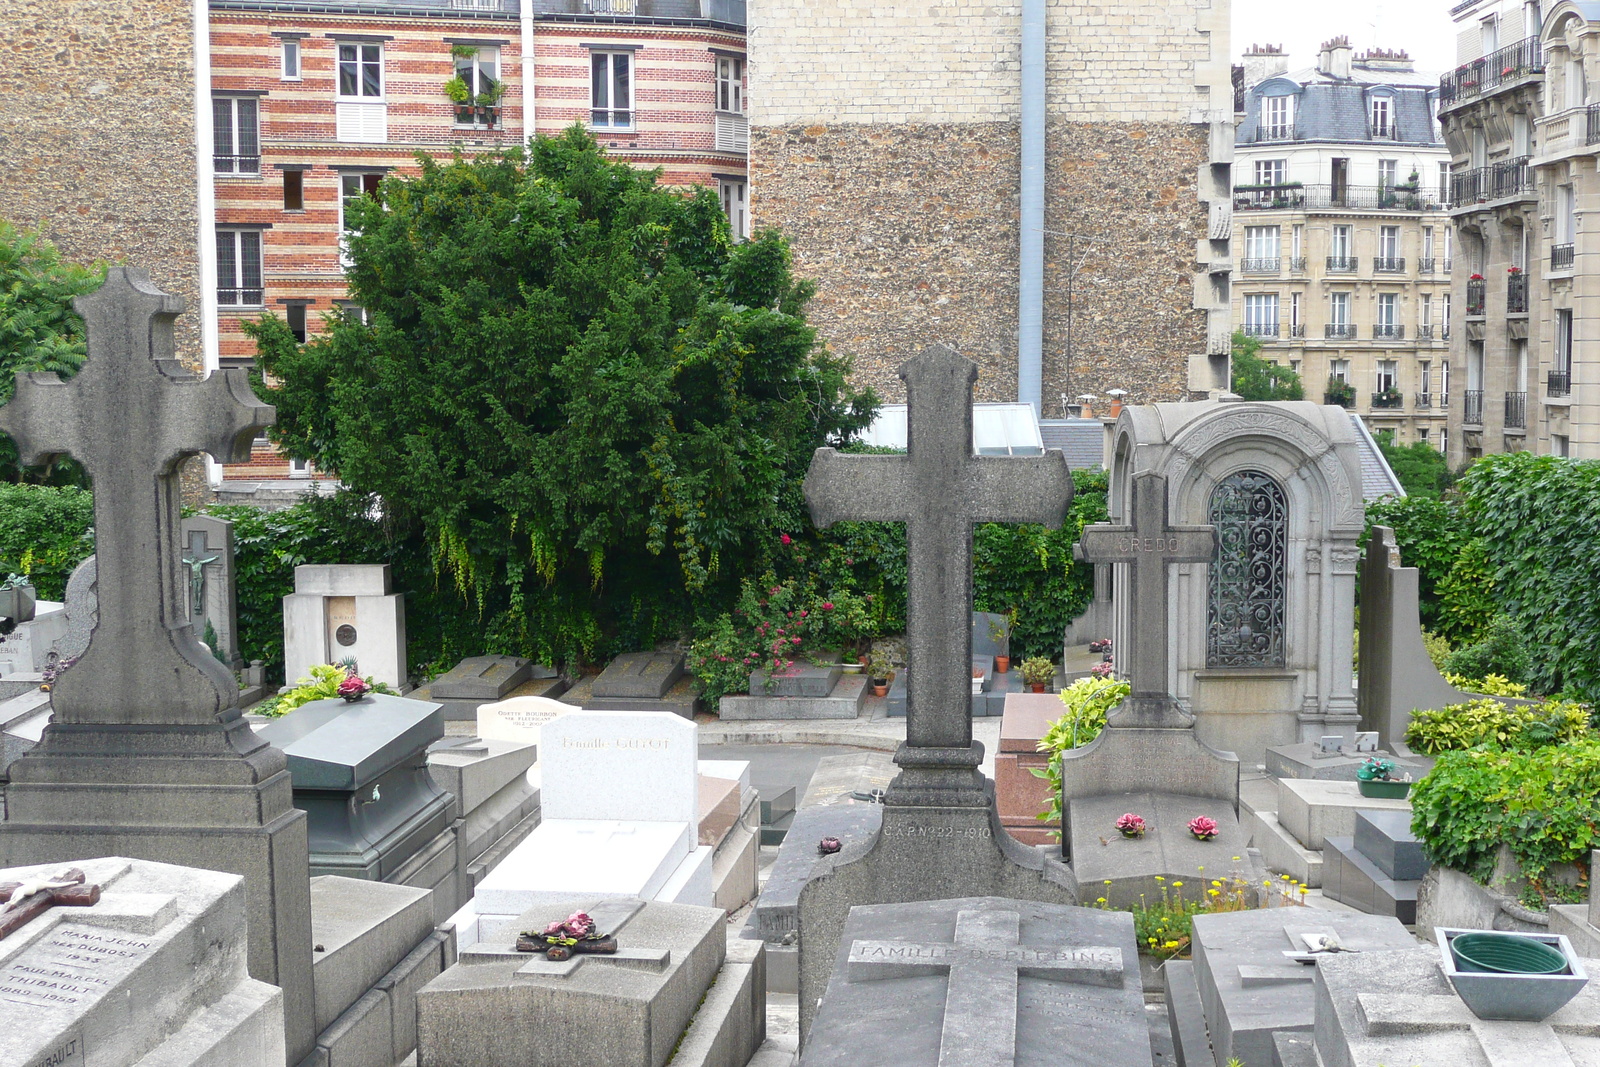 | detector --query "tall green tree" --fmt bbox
[1229,330,1304,401]
[0,221,104,483]
[246,129,876,665]
[1372,429,1453,499]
